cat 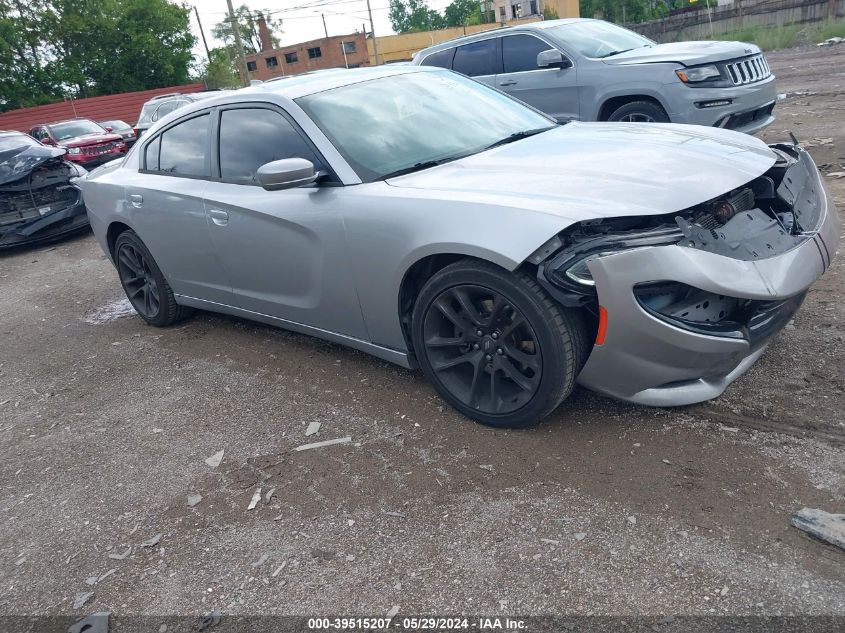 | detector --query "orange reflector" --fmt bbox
[595,305,608,346]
